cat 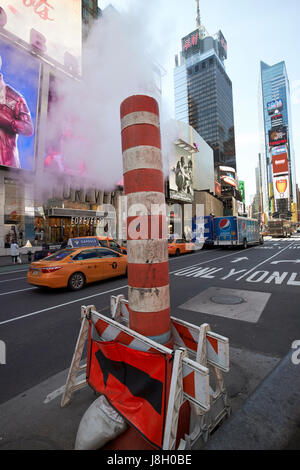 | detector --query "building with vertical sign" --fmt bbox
[173,5,239,217]
[258,60,297,219]
[174,27,236,173]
